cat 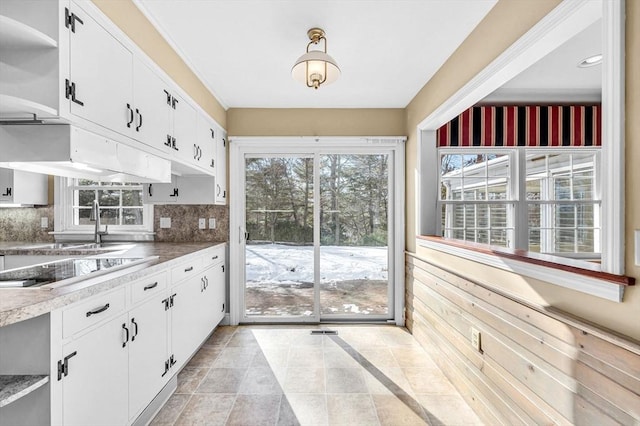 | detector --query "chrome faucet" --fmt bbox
[90,199,108,244]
